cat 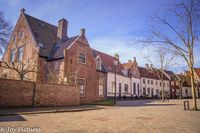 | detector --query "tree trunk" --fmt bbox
[190,66,197,110]
[162,80,164,102]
